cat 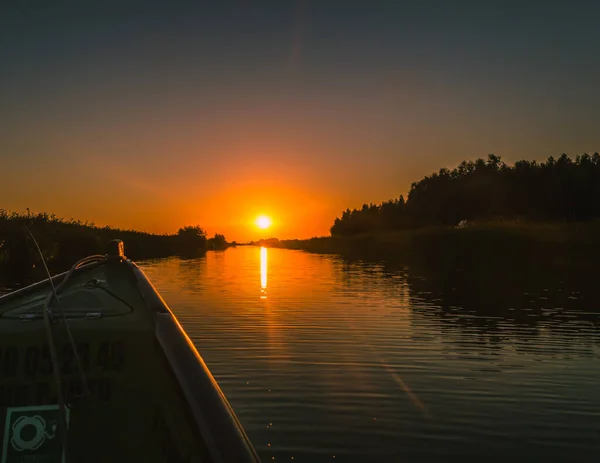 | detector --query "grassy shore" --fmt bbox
[259,221,600,268]
[0,210,211,285]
